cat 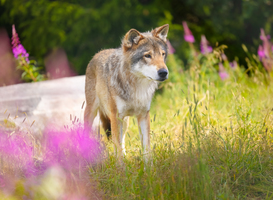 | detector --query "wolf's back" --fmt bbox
[86,48,122,73]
